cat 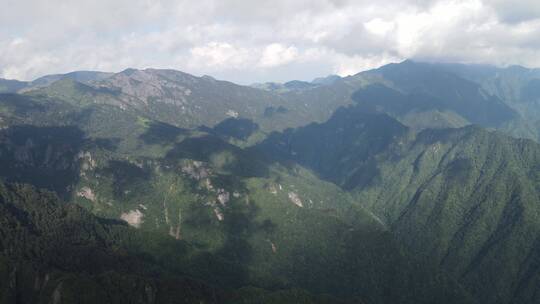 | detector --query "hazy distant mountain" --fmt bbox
[28,70,114,88]
[357,60,518,126]
[312,74,341,85]
[431,62,540,141]
[0,71,113,94]
[0,78,28,93]
[269,60,537,140]
[24,68,356,137]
